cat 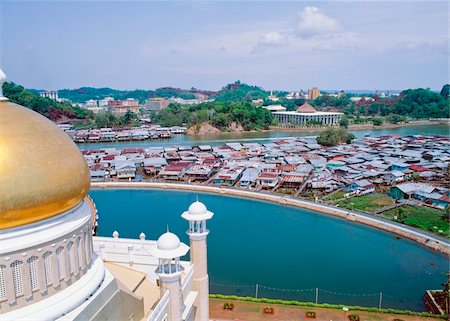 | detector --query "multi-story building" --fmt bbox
[98,97,114,107]
[145,98,169,111]
[308,87,321,100]
[108,99,141,114]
